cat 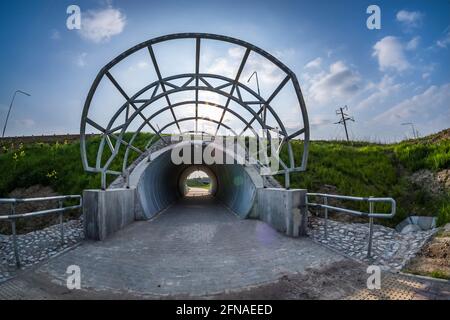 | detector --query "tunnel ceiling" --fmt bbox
[80,33,310,188]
